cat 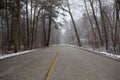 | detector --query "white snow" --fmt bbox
[0,49,37,60]
[78,46,120,60]
[82,48,120,60]
[3,44,118,60]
